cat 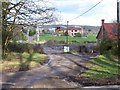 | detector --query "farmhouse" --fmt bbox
[96,19,118,44]
[55,26,65,36]
[67,27,84,37]
[55,26,85,37]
